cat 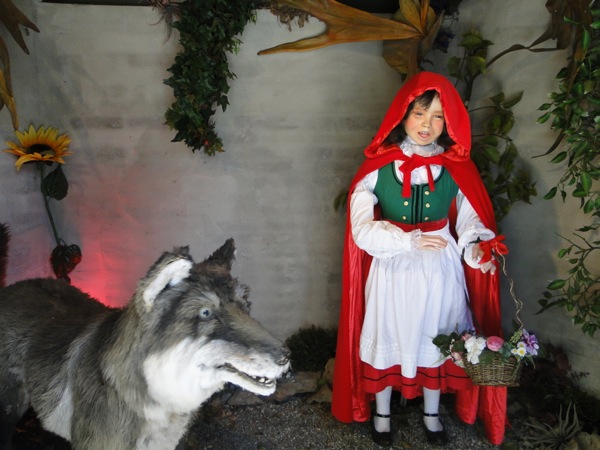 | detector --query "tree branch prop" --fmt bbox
[0,0,39,130]
[258,0,423,55]
[487,0,585,68]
